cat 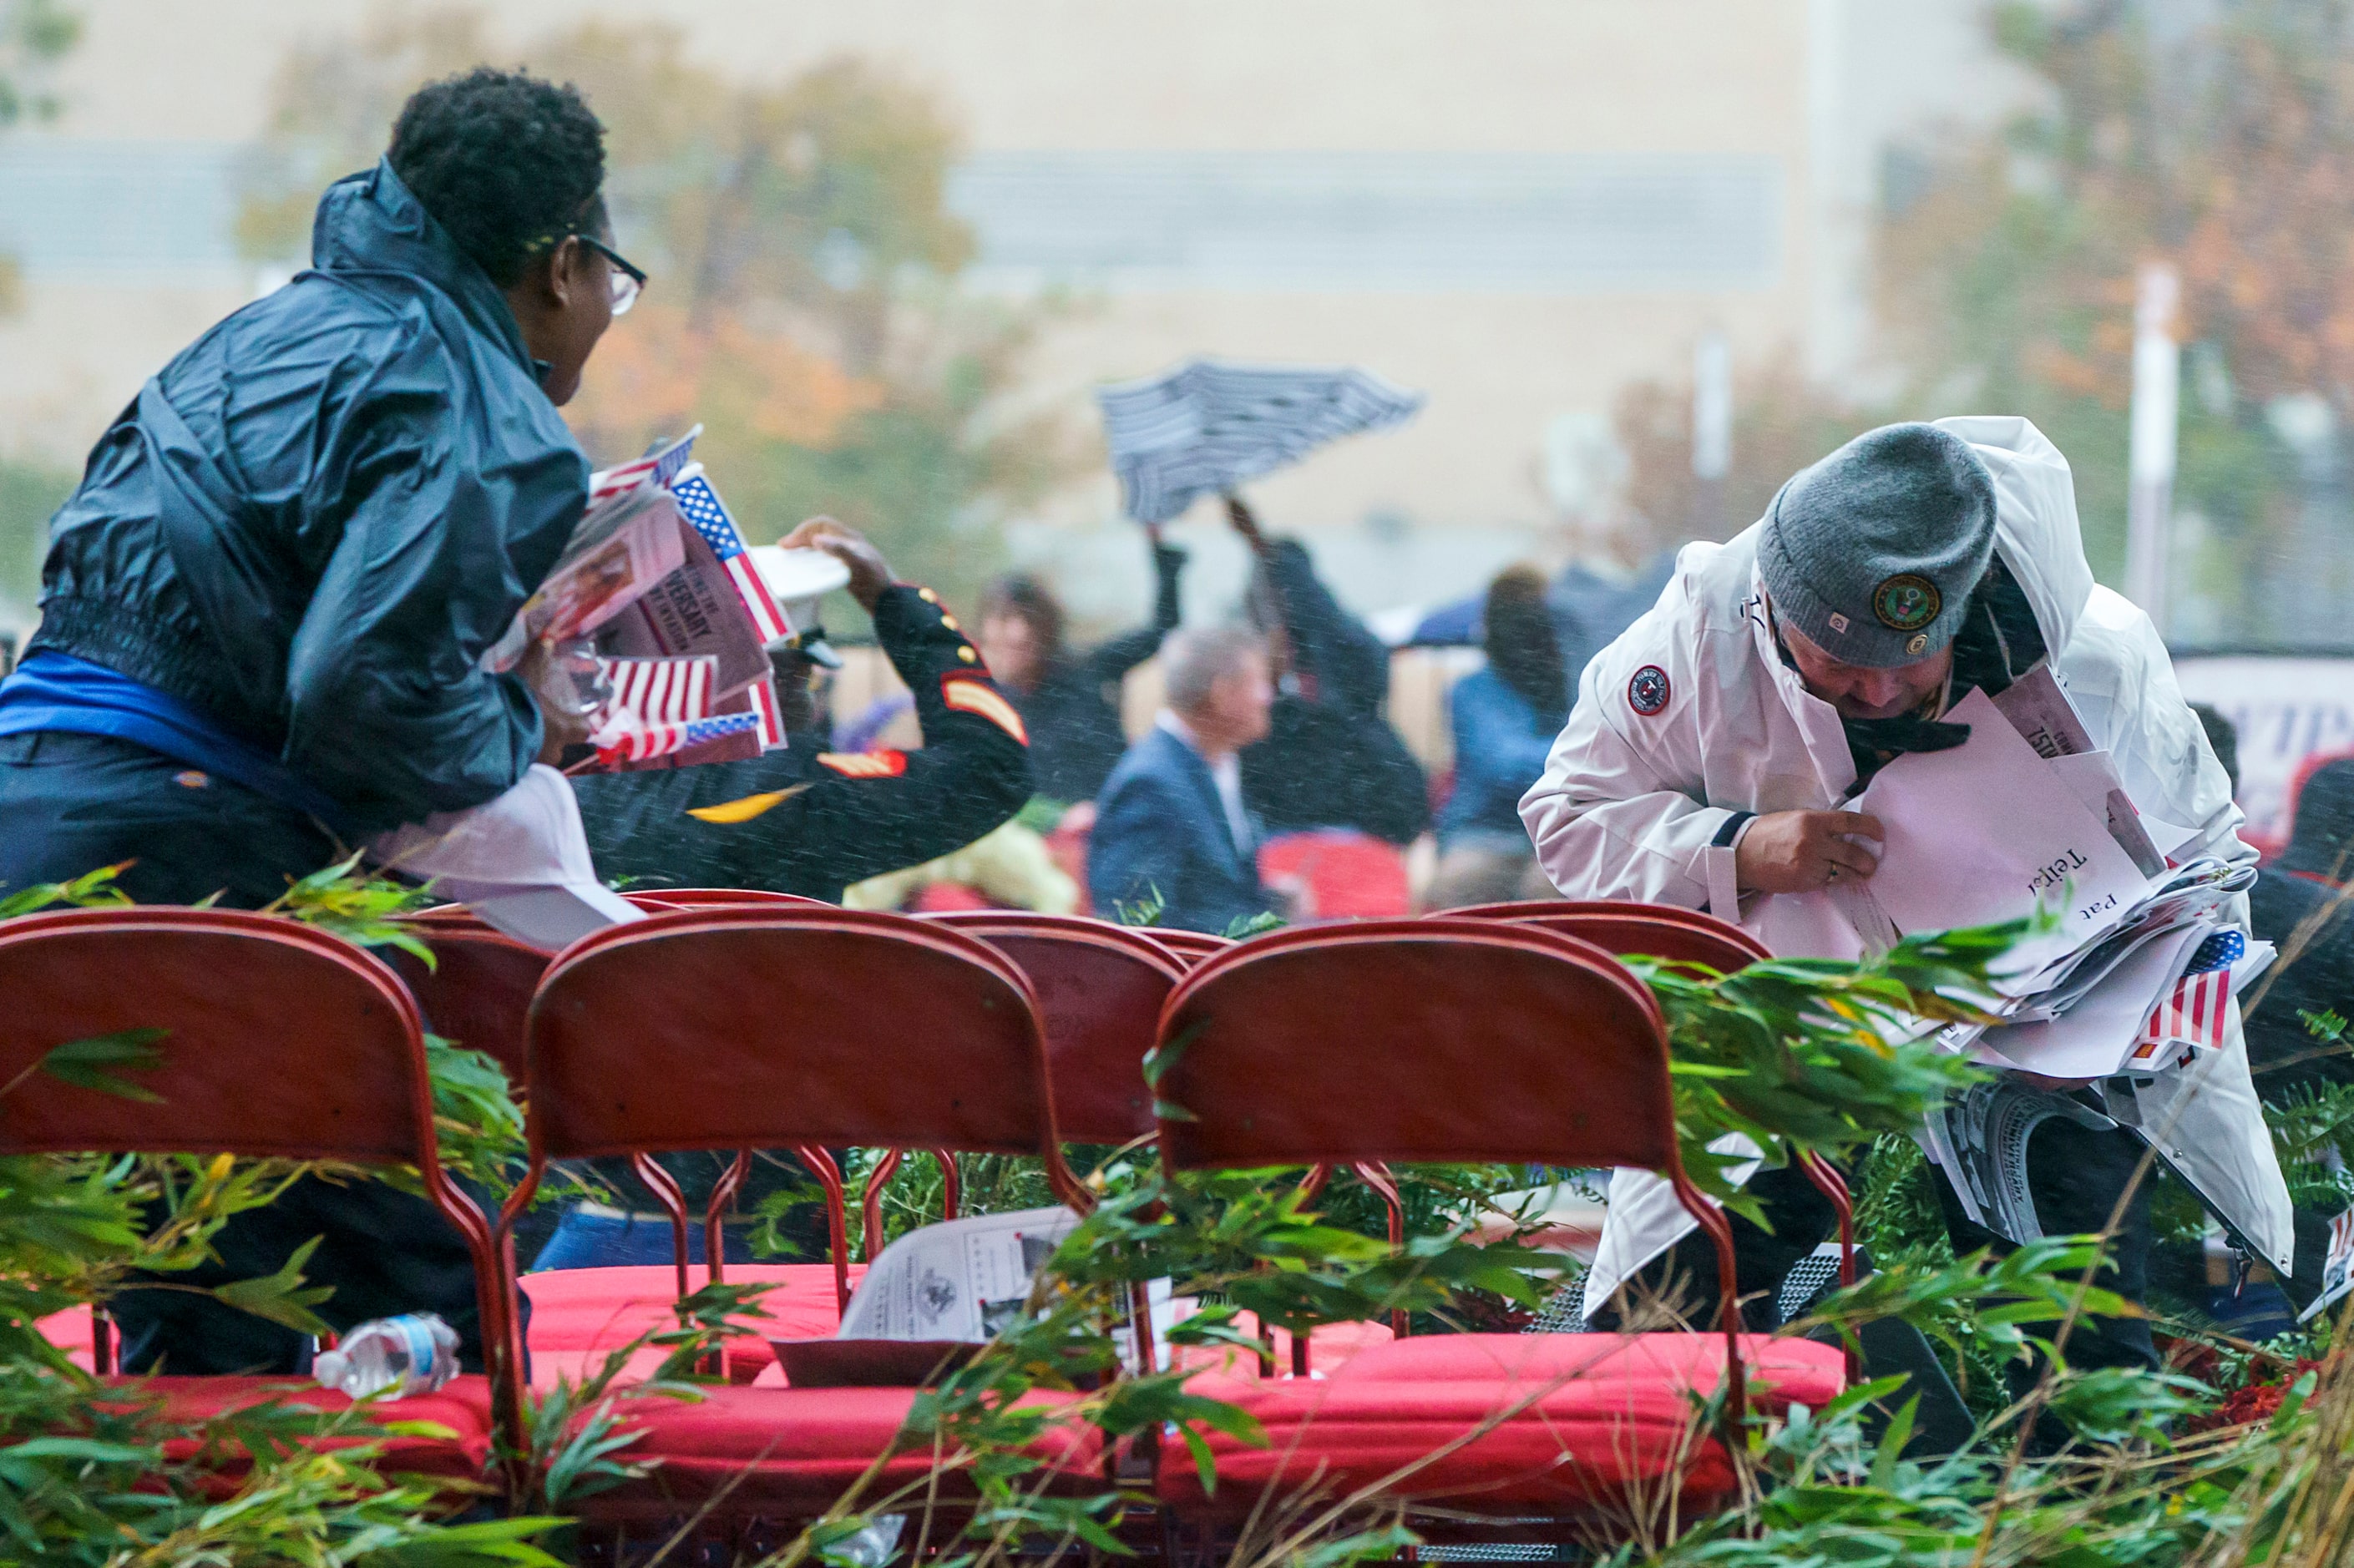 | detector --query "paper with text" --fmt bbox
[1854,686,2151,983]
